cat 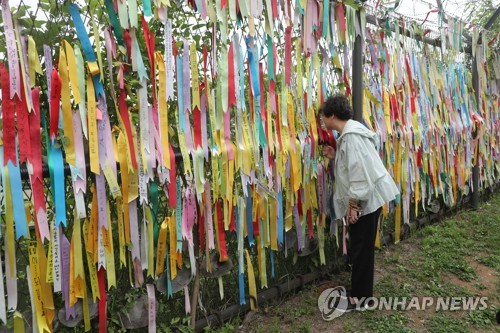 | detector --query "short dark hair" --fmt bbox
[320,95,353,120]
